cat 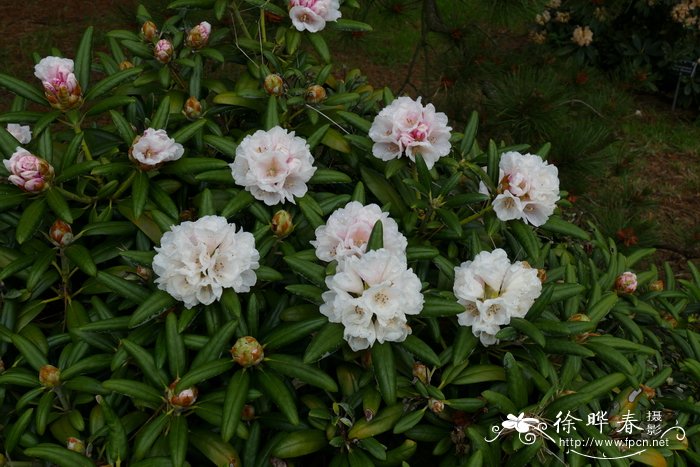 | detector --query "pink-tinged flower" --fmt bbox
[311,202,407,262]
[154,39,174,64]
[369,96,452,169]
[230,126,316,205]
[615,271,638,294]
[186,21,211,49]
[480,151,559,227]
[129,128,184,170]
[289,0,342,33]
[34,56,82,111]
[6,124,32,144]
[4,147,54,192]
